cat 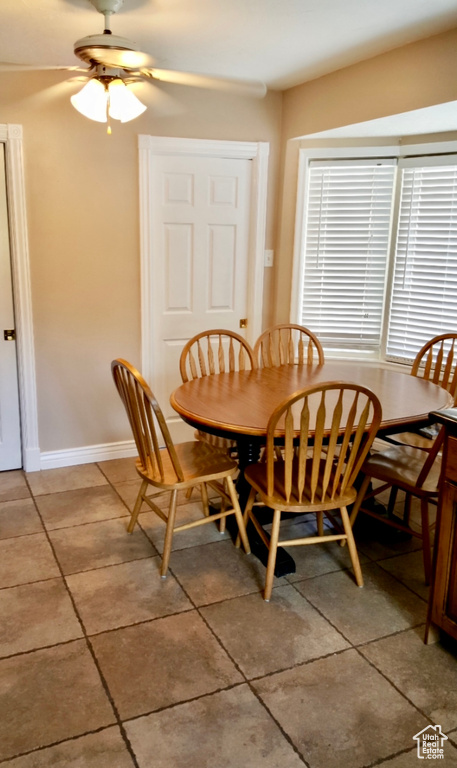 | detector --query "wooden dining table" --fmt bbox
[170,361,453,574]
